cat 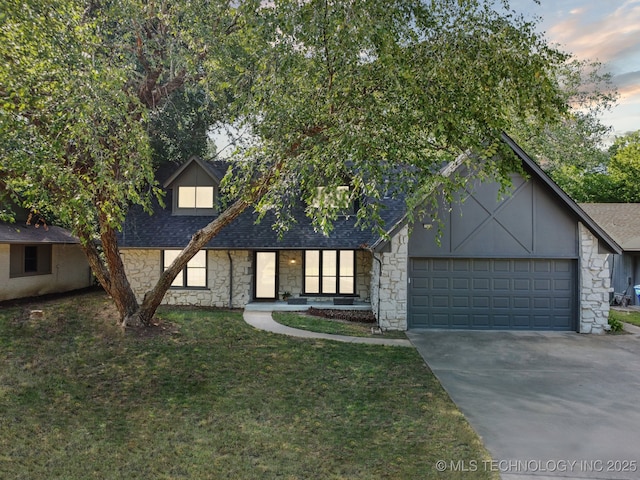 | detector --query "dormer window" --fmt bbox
[311,185,353,213]
[164,157,225,216]
[178,186,214,209]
